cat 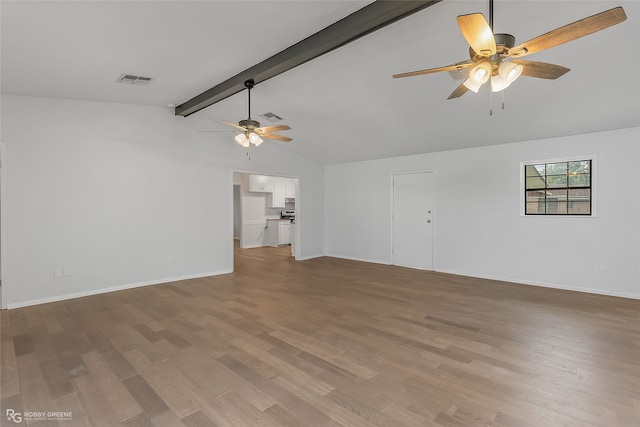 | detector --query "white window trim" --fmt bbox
[519,155,597,217]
